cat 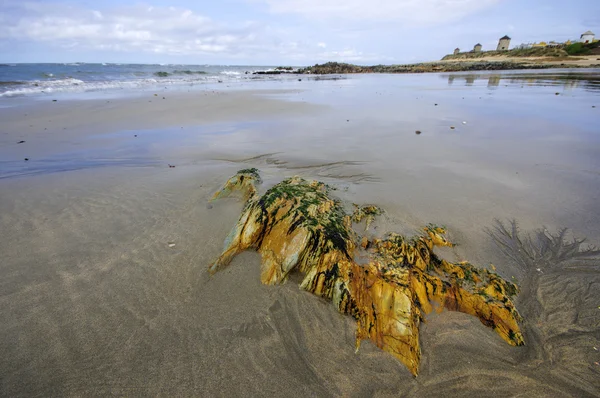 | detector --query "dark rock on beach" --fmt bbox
[253,66,298,75]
